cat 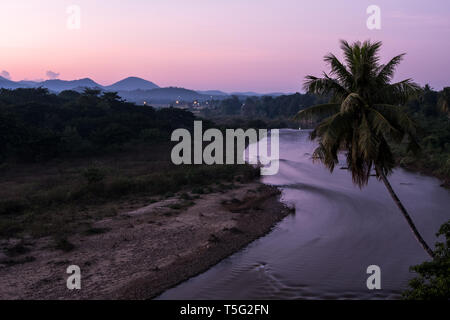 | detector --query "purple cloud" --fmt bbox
[1,70,11,80]
[46,70,60,79]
